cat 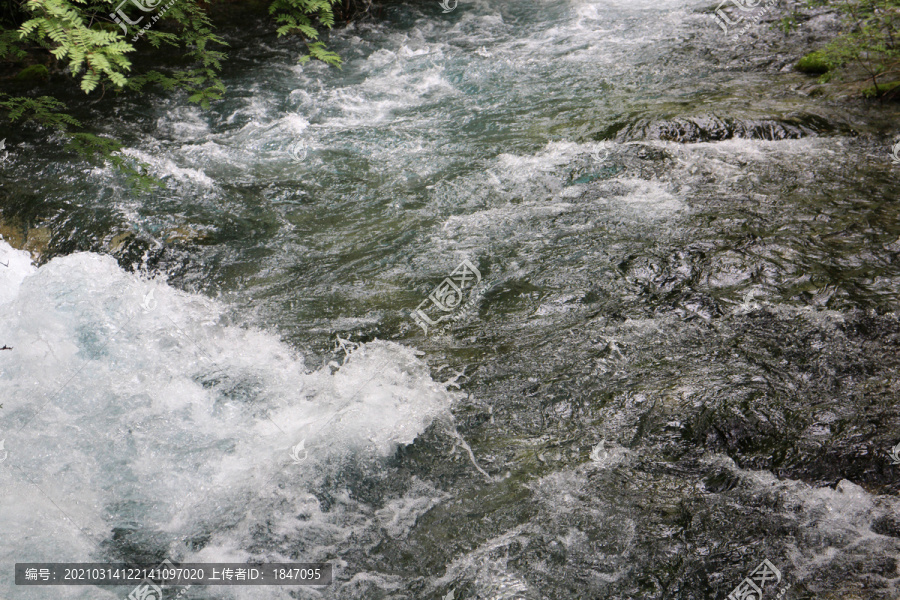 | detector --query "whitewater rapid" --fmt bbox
[0,240,459,599]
